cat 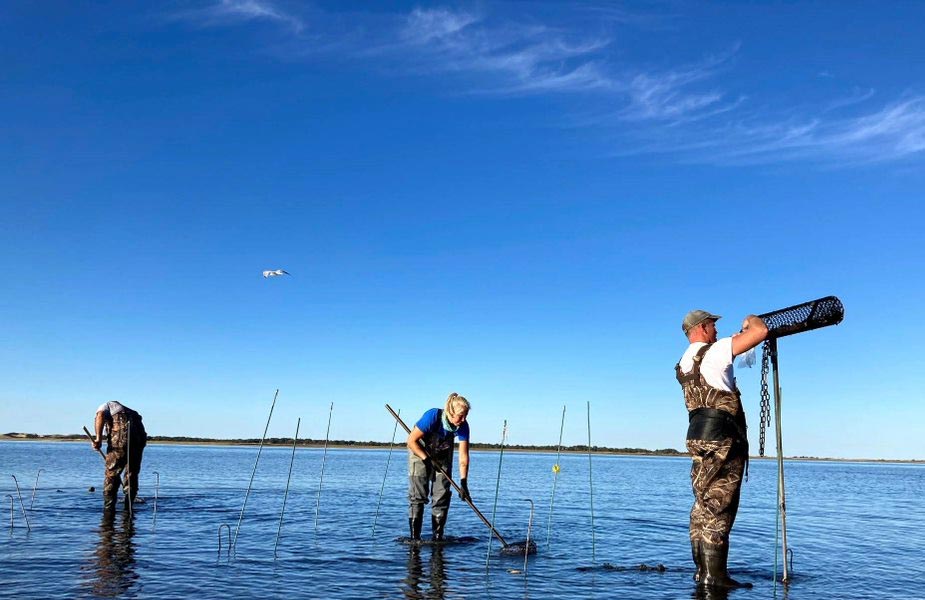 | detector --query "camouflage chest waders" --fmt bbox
[676,344,749,548]
[104,409,147,510]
